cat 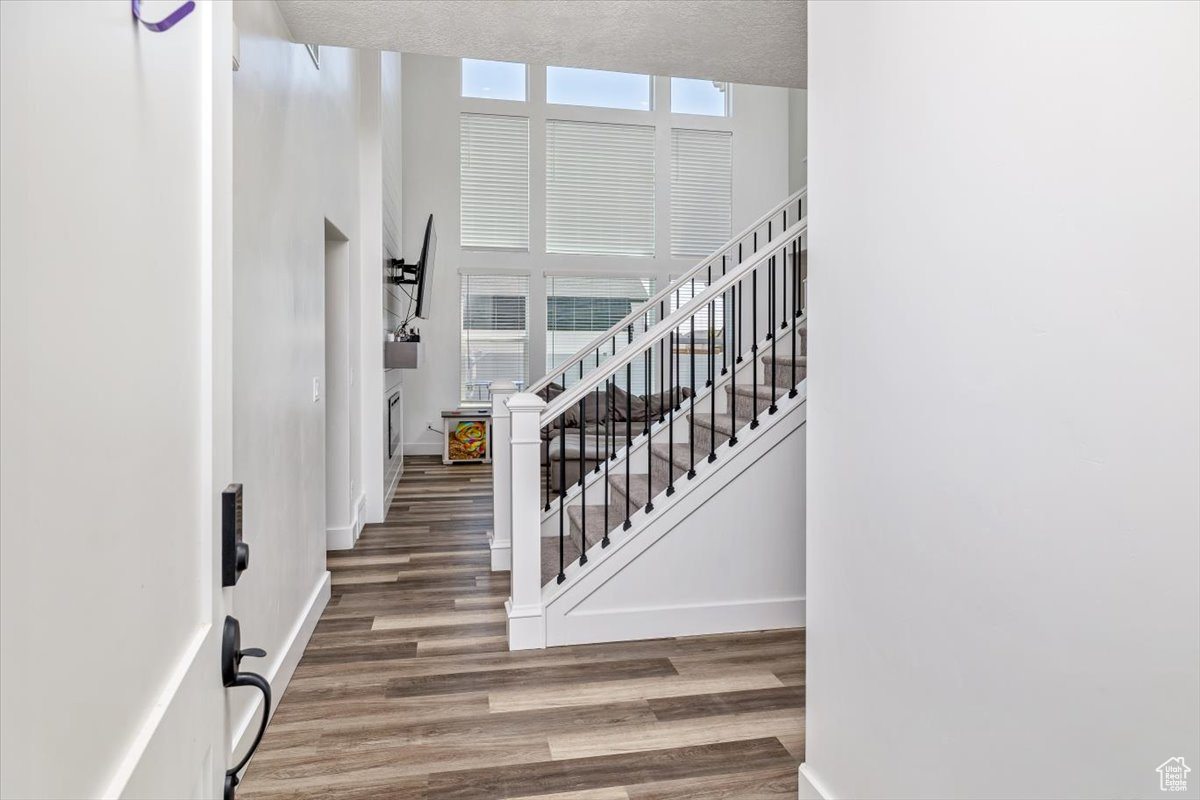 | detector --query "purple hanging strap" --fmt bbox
[131,0,195,32]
